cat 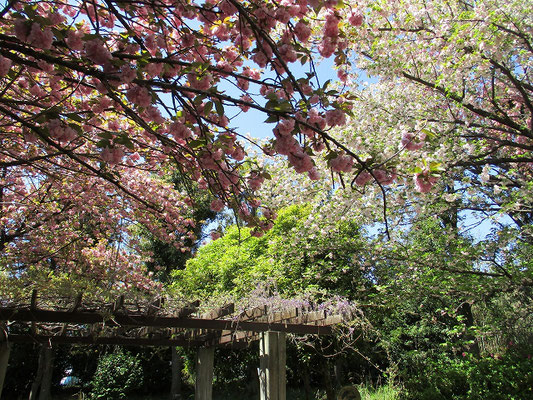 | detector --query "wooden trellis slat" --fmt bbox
[208,307,337,347]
